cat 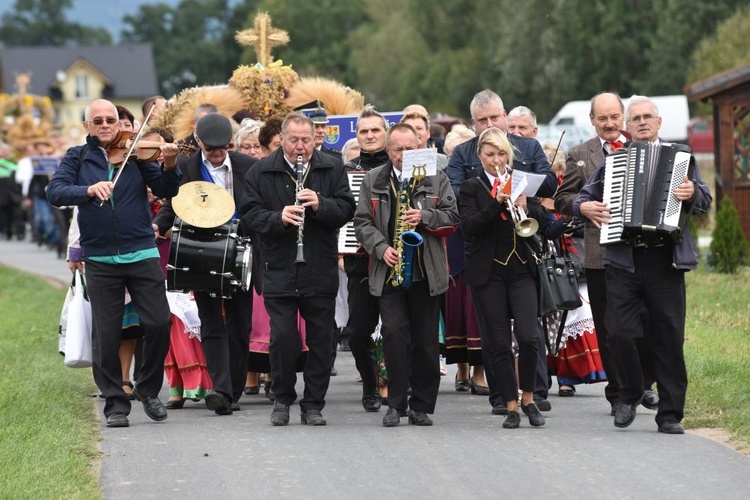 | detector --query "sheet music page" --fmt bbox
[510,175,528,203]
[511,169,546,196]
[402,148,437,180]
